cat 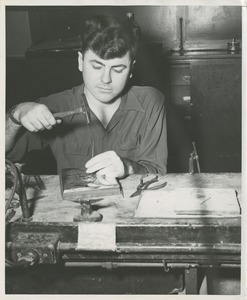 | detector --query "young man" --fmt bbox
[6,15,167,183]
